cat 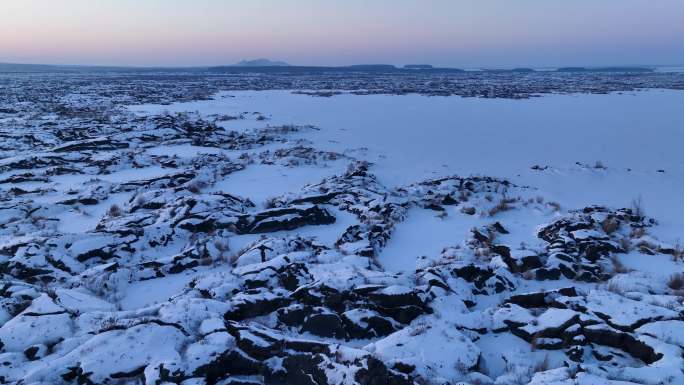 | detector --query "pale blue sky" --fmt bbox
[1,0,682,67]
